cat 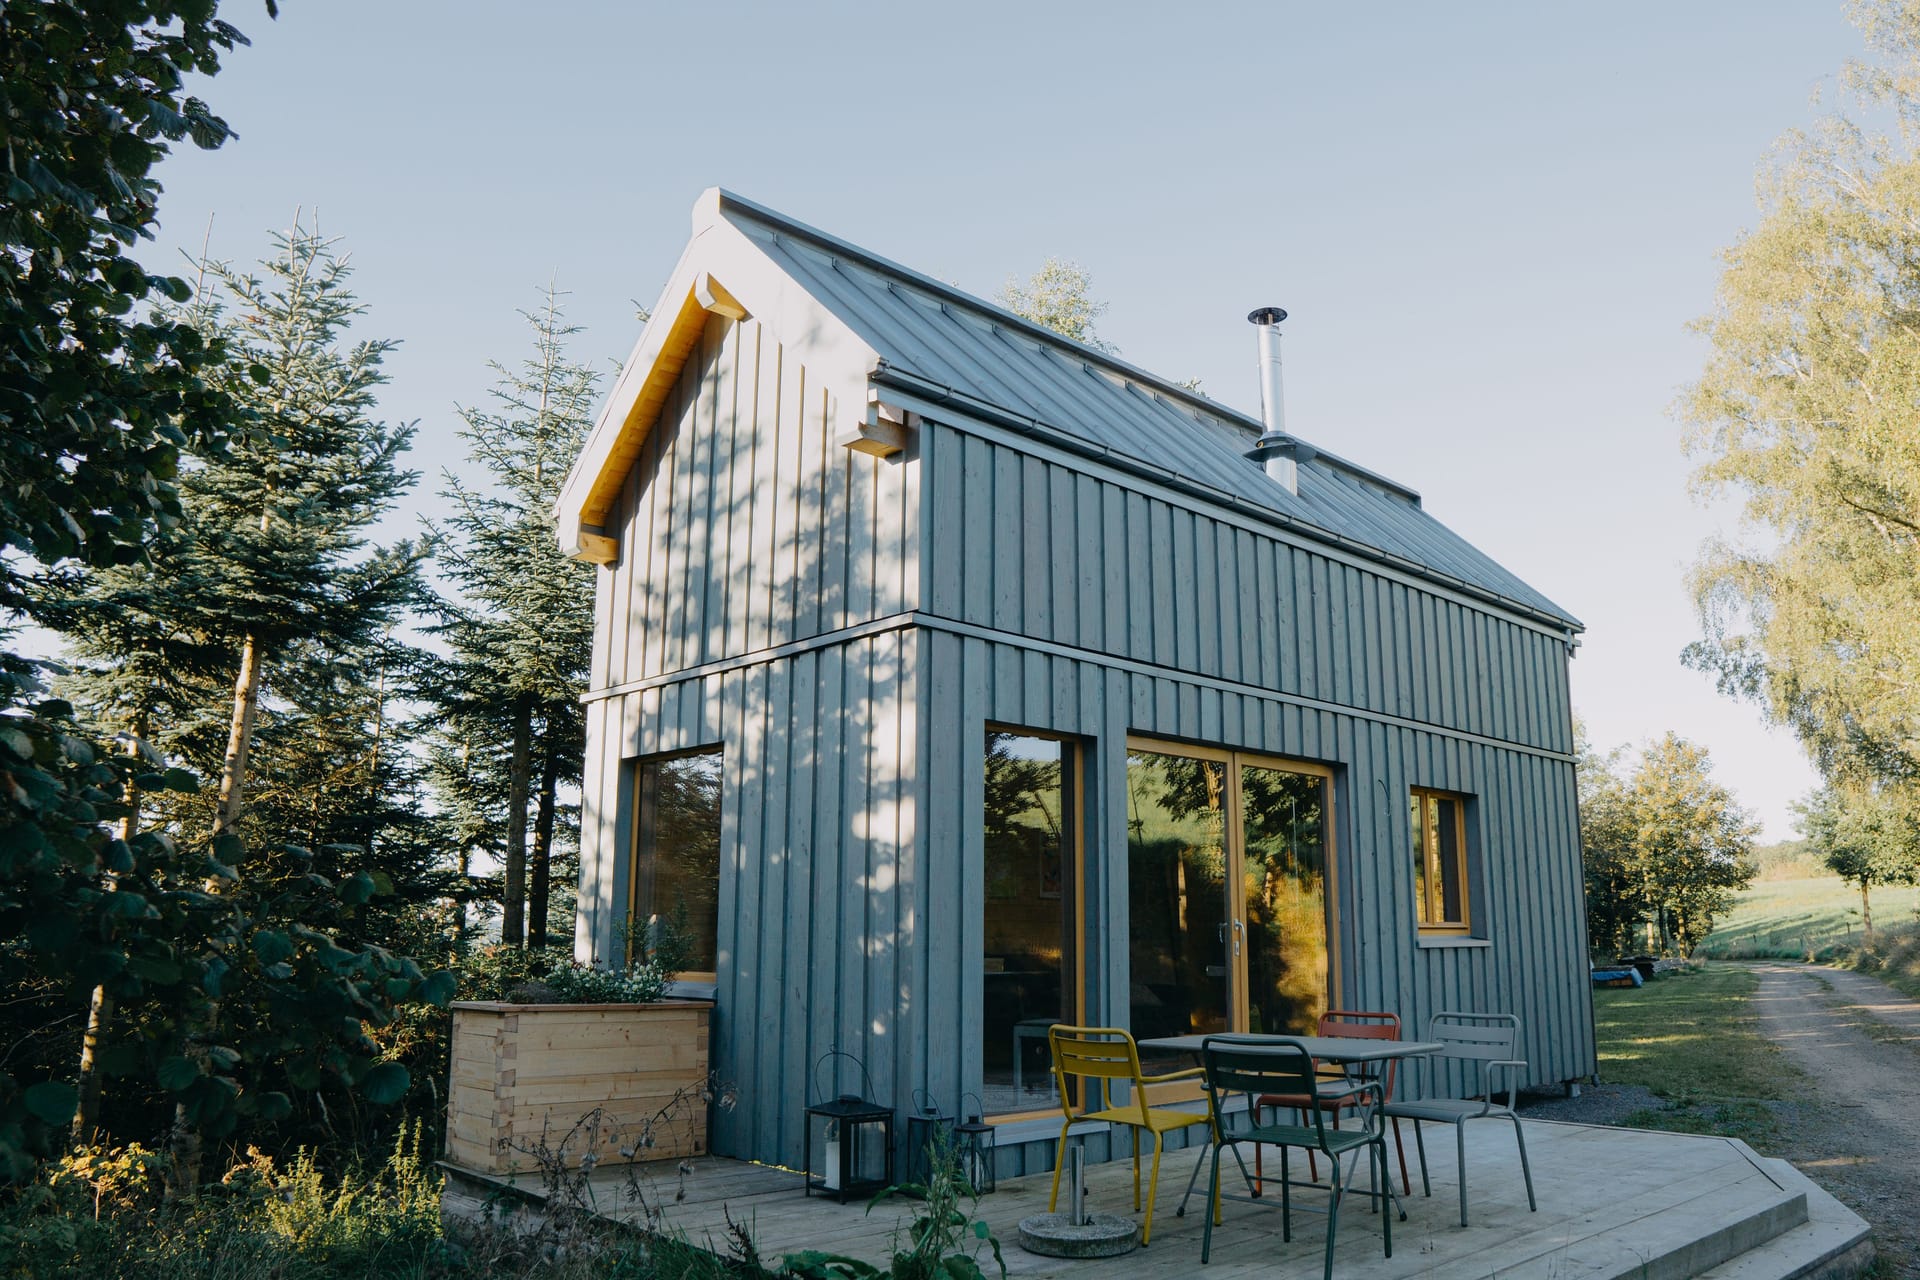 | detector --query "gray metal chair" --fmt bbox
[1380,1011,1537,1227]
[1197,1035,1393,1276]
